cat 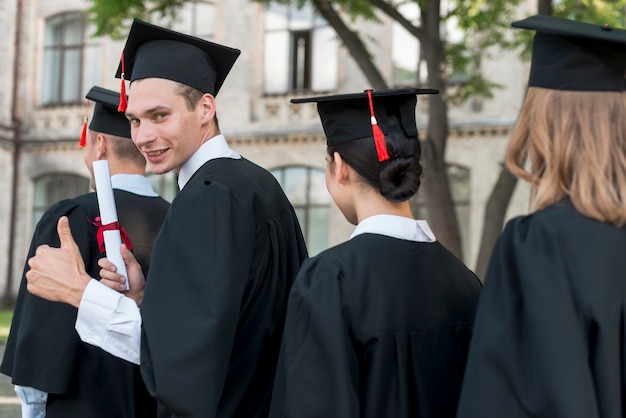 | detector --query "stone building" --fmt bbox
[0,0,534,299]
